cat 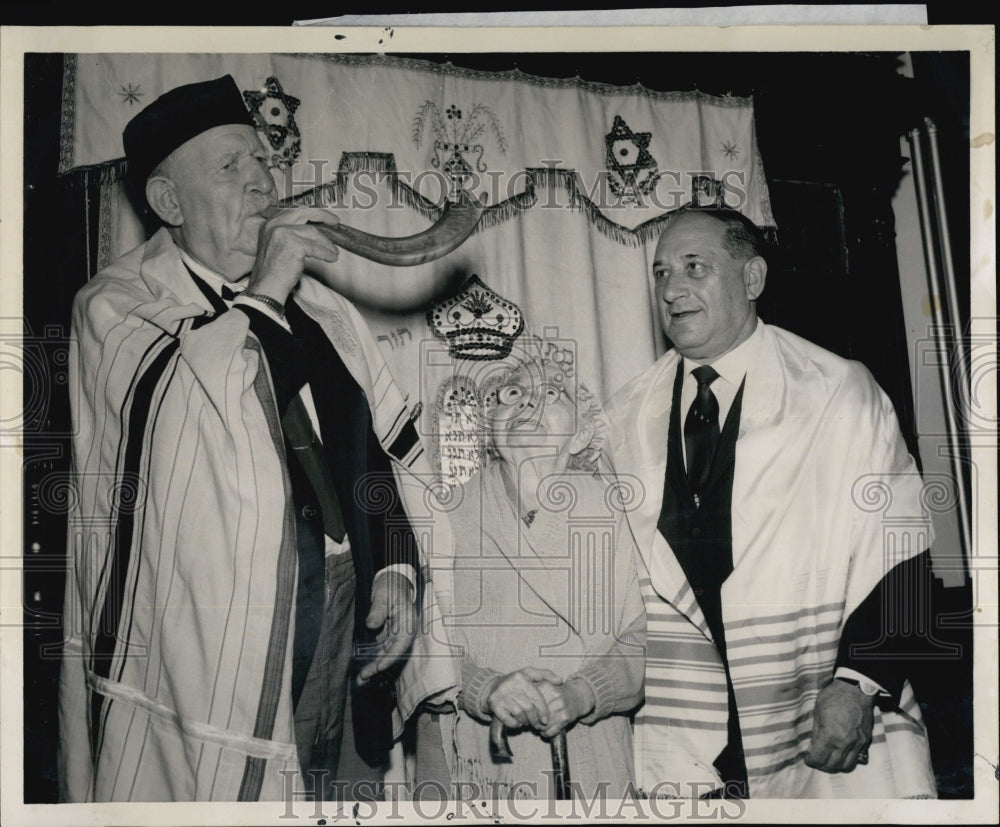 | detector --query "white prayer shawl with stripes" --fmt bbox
[59,228,458,802]
[607,322,936,799]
